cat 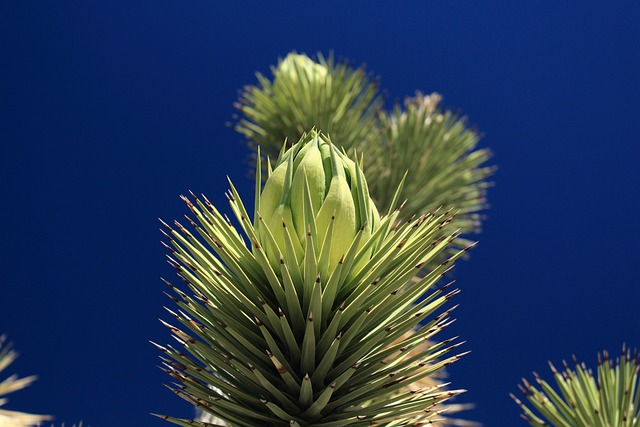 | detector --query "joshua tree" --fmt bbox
[155,131,470,426]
